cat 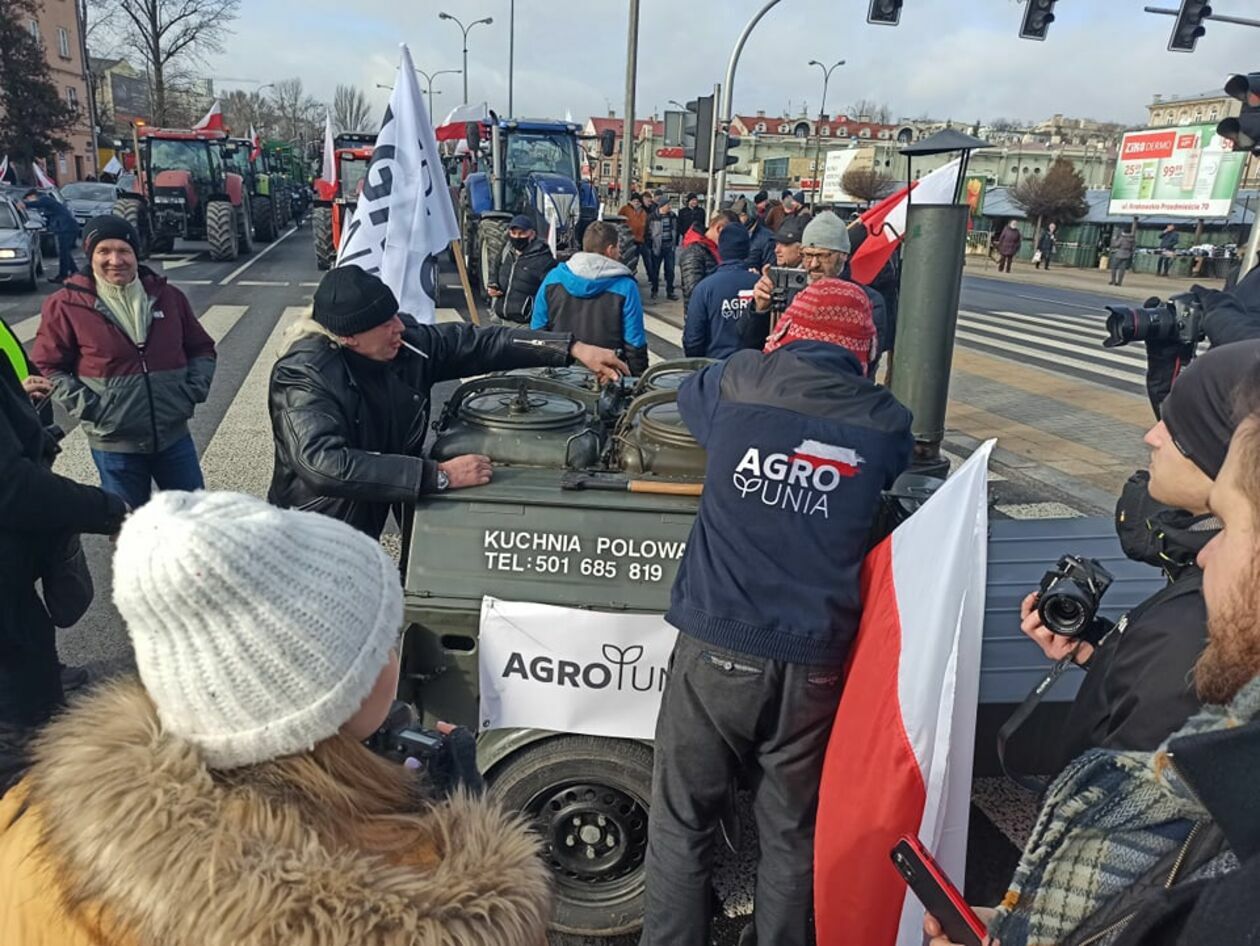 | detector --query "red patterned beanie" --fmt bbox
[763,277,875,370]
